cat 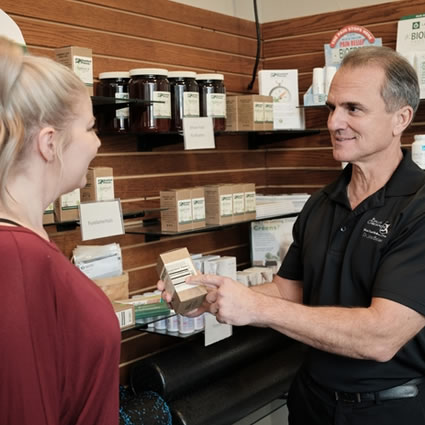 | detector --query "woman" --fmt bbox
[0,37,120,424]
